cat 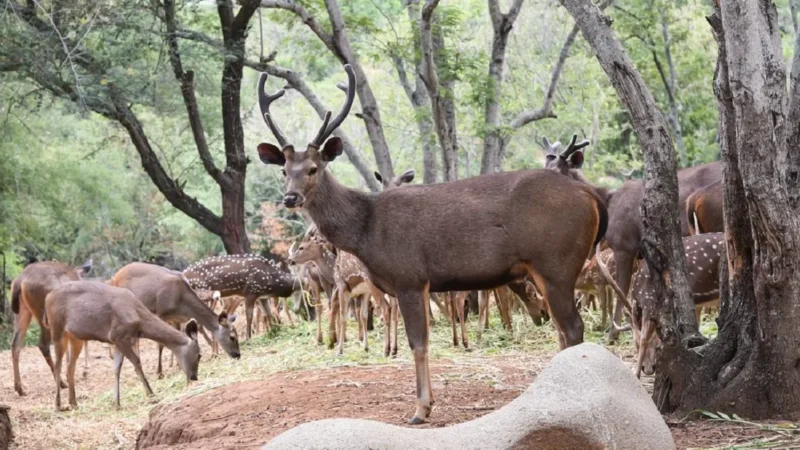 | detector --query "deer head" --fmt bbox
[374,169,415,189]
[542,134,590,178]
[213,311,240,359]
[176,319,201,381]
[257,65,356,210]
